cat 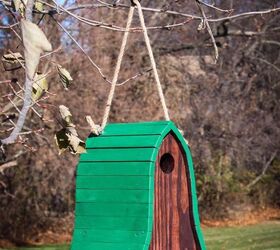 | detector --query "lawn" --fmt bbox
[1,221,280,250]
[204,221,280,250]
